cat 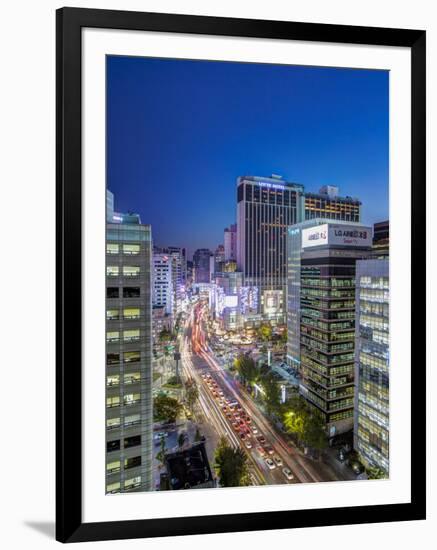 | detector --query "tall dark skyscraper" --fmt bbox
[236,175,305,323]
[193,248,213,283]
